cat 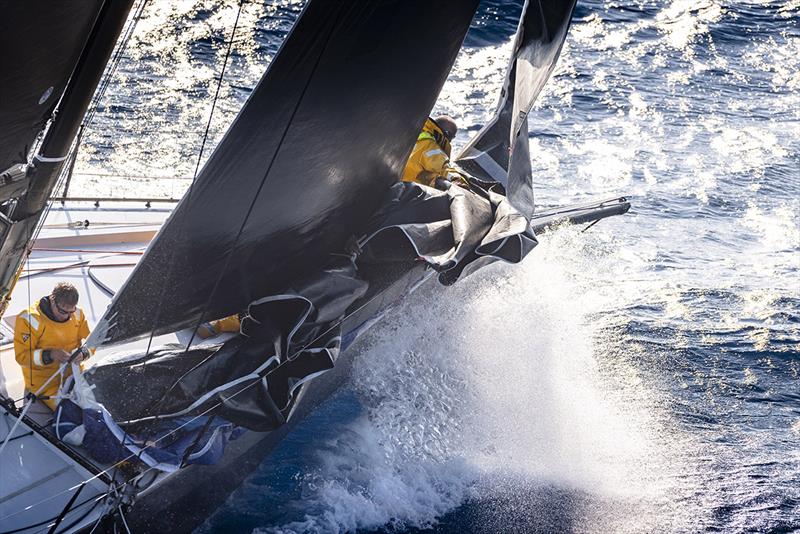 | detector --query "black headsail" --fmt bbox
[88,0,481,348]
[0,0,136,310]
[455,0,577,215]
